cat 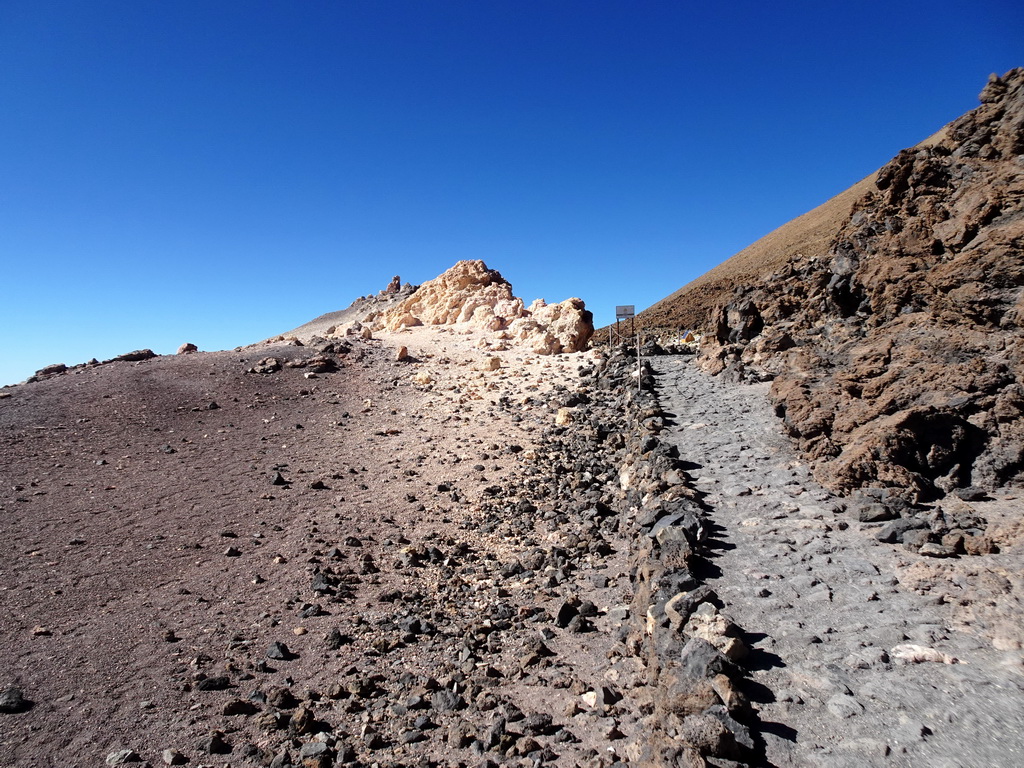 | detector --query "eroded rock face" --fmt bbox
[382,260,525,330]
[379,260,594,353]
[700,68,1024,500]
